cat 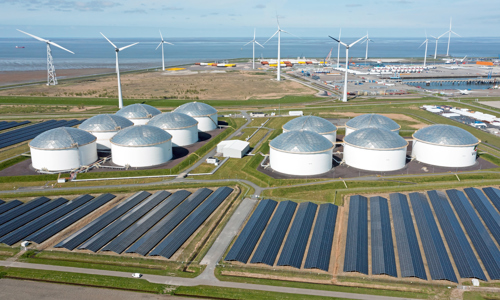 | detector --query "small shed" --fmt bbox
[217,140,250,158]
